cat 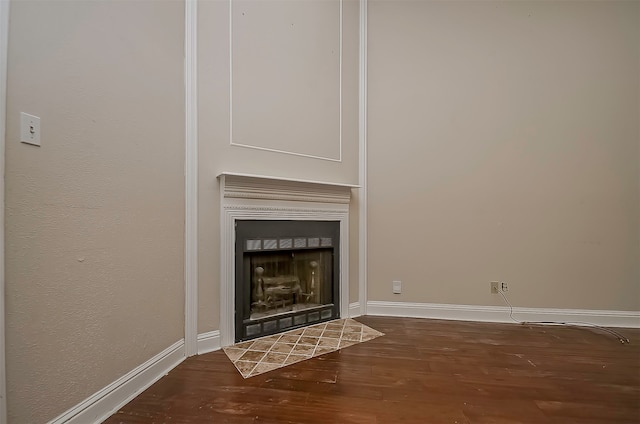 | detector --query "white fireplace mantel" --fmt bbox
[218,172,357,347]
